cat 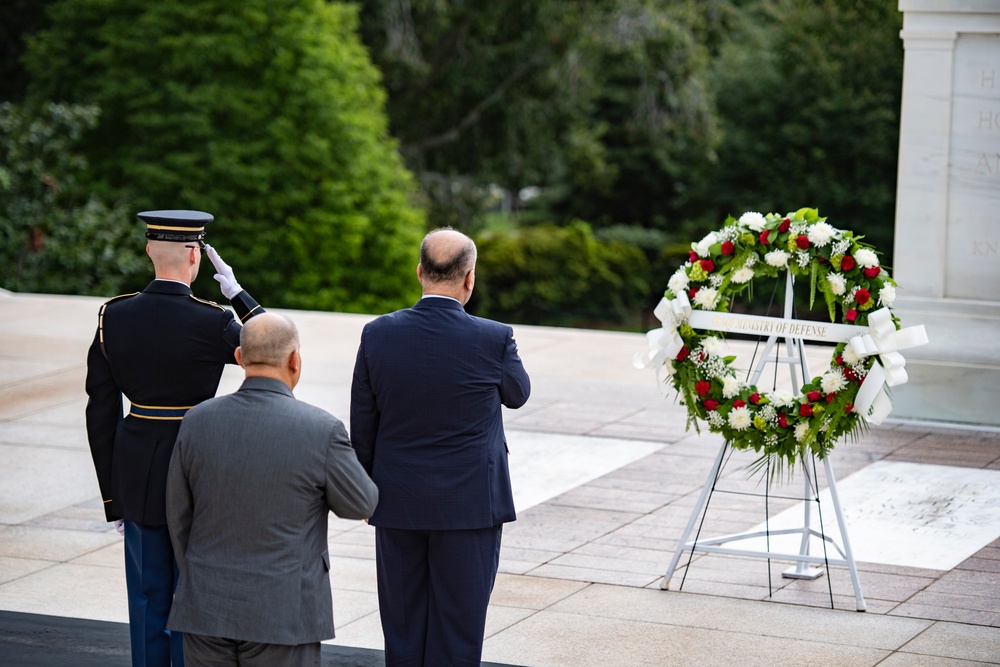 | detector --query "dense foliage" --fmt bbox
[24,0,424,312]
[4,0,905,328]
[471,222,649,328]
[0,102,145,295]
